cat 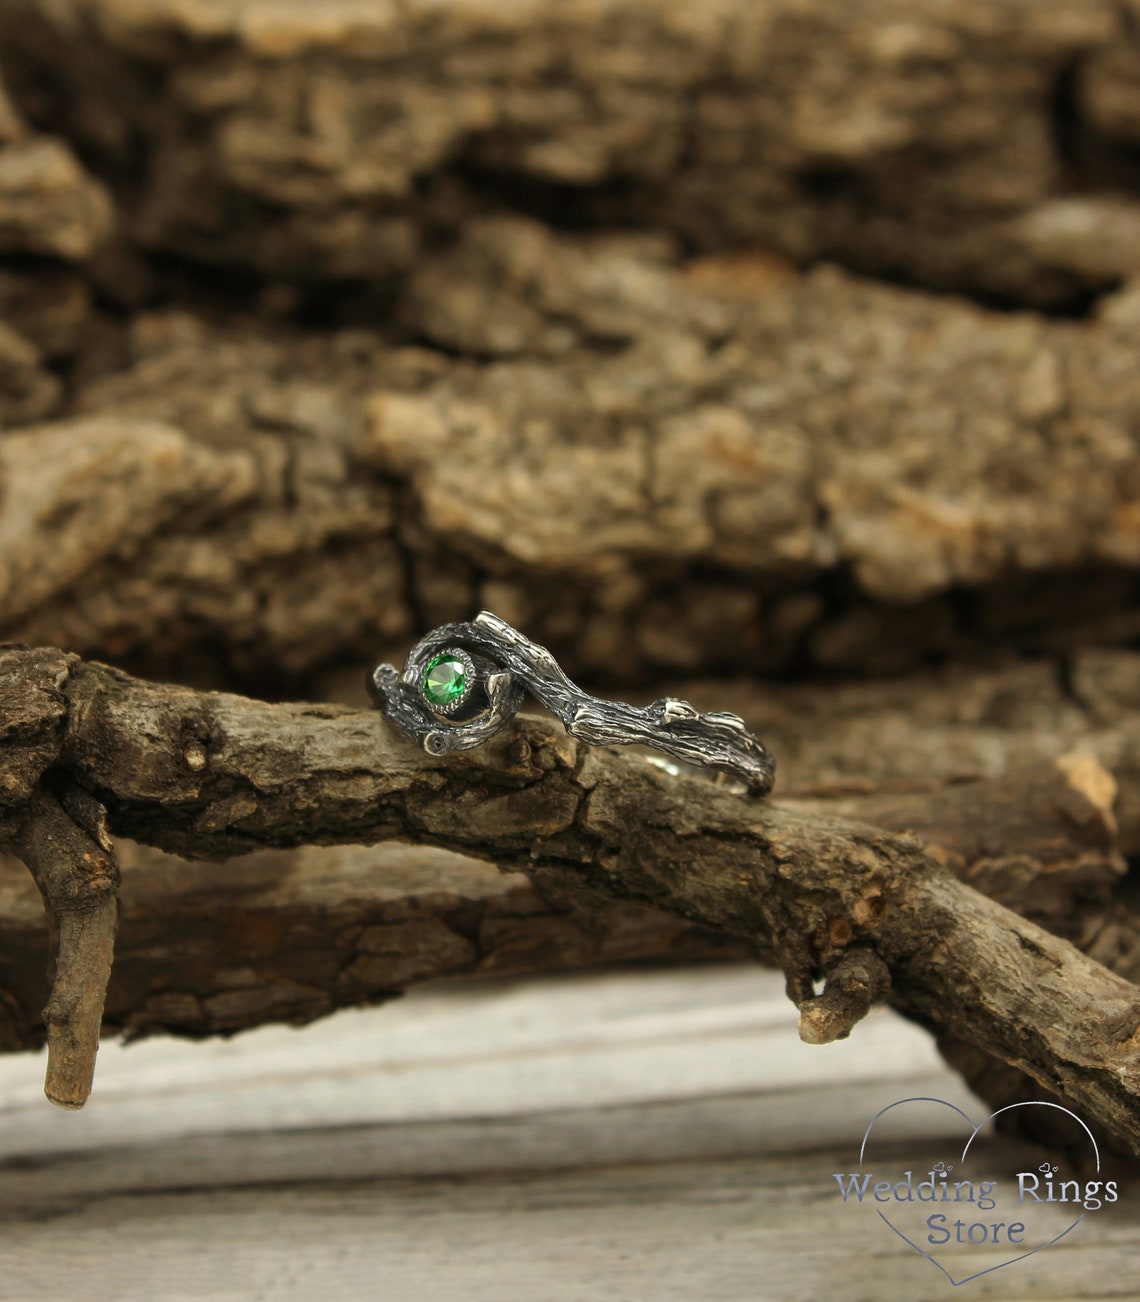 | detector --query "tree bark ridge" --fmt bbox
[4,245,1140,689]
[5,0,1140,307]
